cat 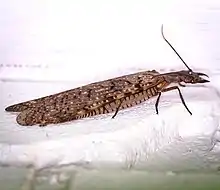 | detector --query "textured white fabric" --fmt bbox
[1,75,220,170]
[1,0,220,171]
